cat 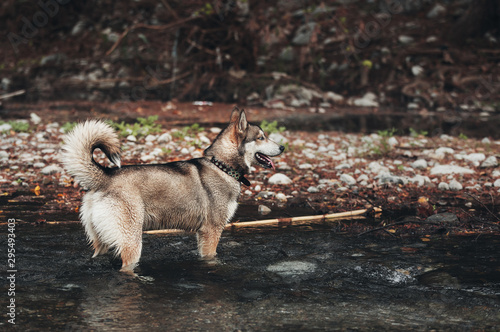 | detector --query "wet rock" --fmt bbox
[448,180,463,191]
[268,173,292,185]
[426,213,459,224]
[258,205,272,216]
[411,159,427,169]
[267,261,317,277]
[418,270,460,288]
[481,156,498,168]
[41,164,63,175]
[430,165,474,175]
[340,174,356,186]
